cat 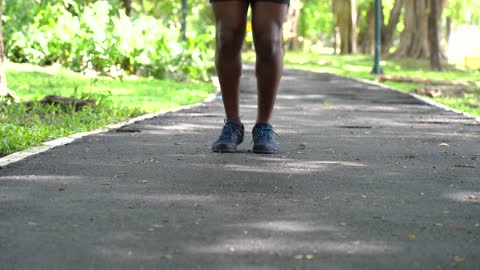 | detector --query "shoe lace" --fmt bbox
[219,120,239,140]
[252,125,280,142]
